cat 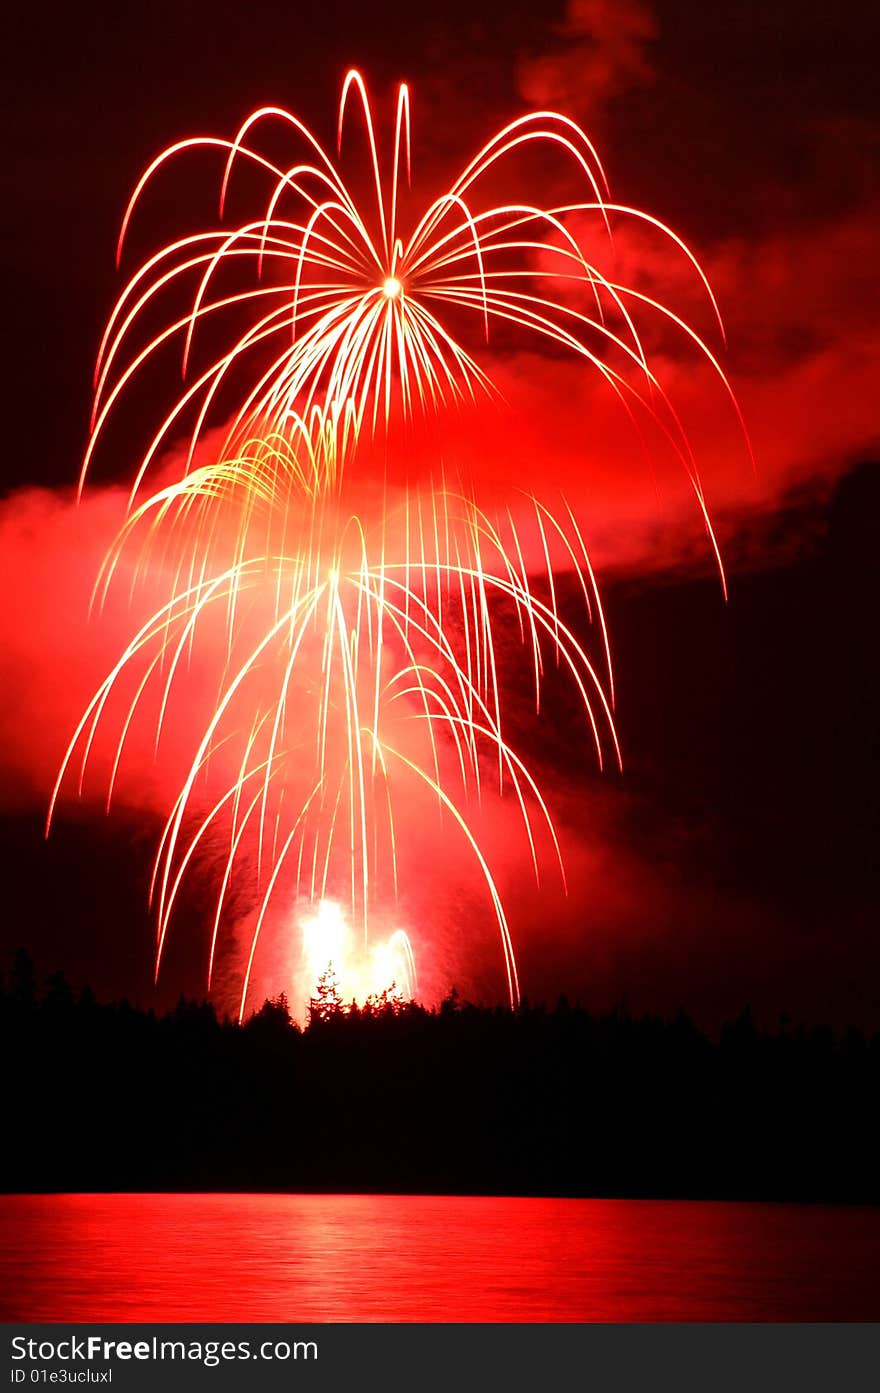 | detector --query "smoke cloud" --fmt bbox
[518,0,657,129]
